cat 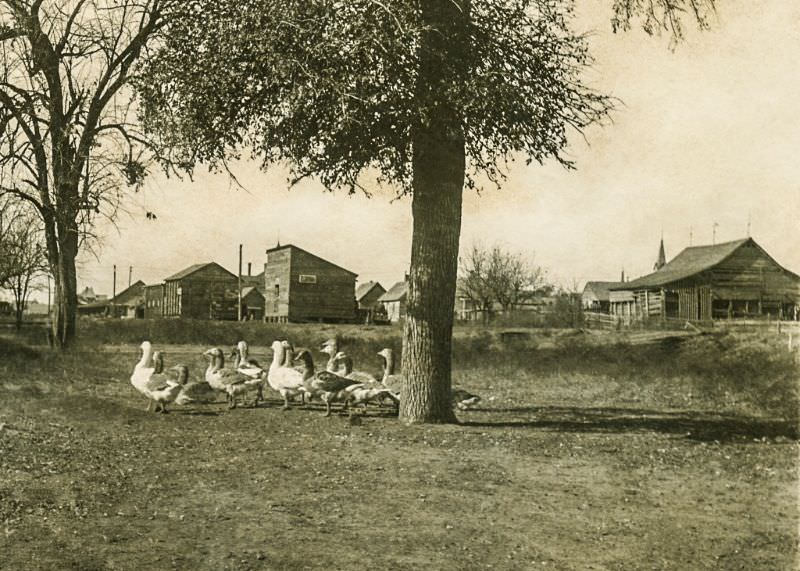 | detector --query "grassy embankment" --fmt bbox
[0,321,797,570]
